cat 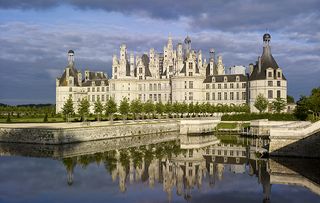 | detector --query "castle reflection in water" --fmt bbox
[61,134,274,202]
